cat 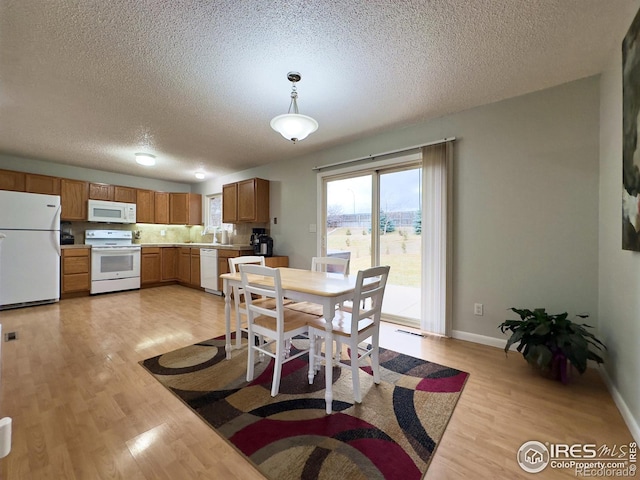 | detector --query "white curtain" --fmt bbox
[421,142,453,336]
